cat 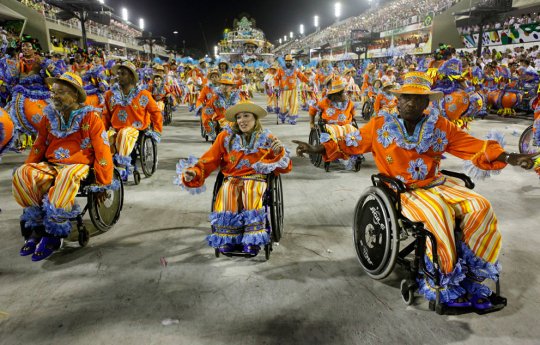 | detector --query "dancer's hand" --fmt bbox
[292,140,324,157]
[271,138,284,154]
[184,169,196,182]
